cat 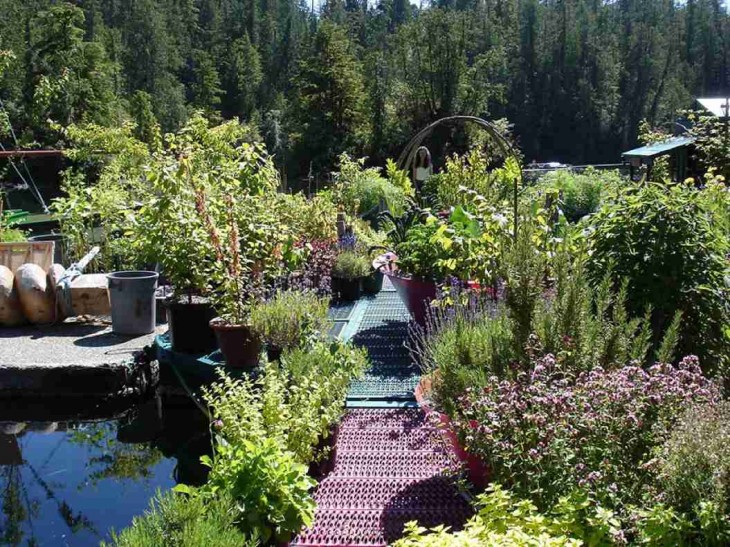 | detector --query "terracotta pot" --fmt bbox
[414,374,489,488]
[209,320,261,369]
[385,273,437,326]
